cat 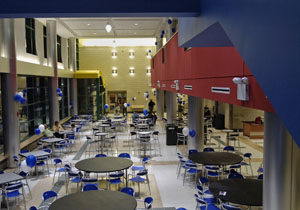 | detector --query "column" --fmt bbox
[224,103,233,129]
[1,19,19,167]
[69,38,78,116]
[156,89,164,120]
[264,112,300,210]
[166,91,176,124]
[47,20,59,126]
[188,96,204,150]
